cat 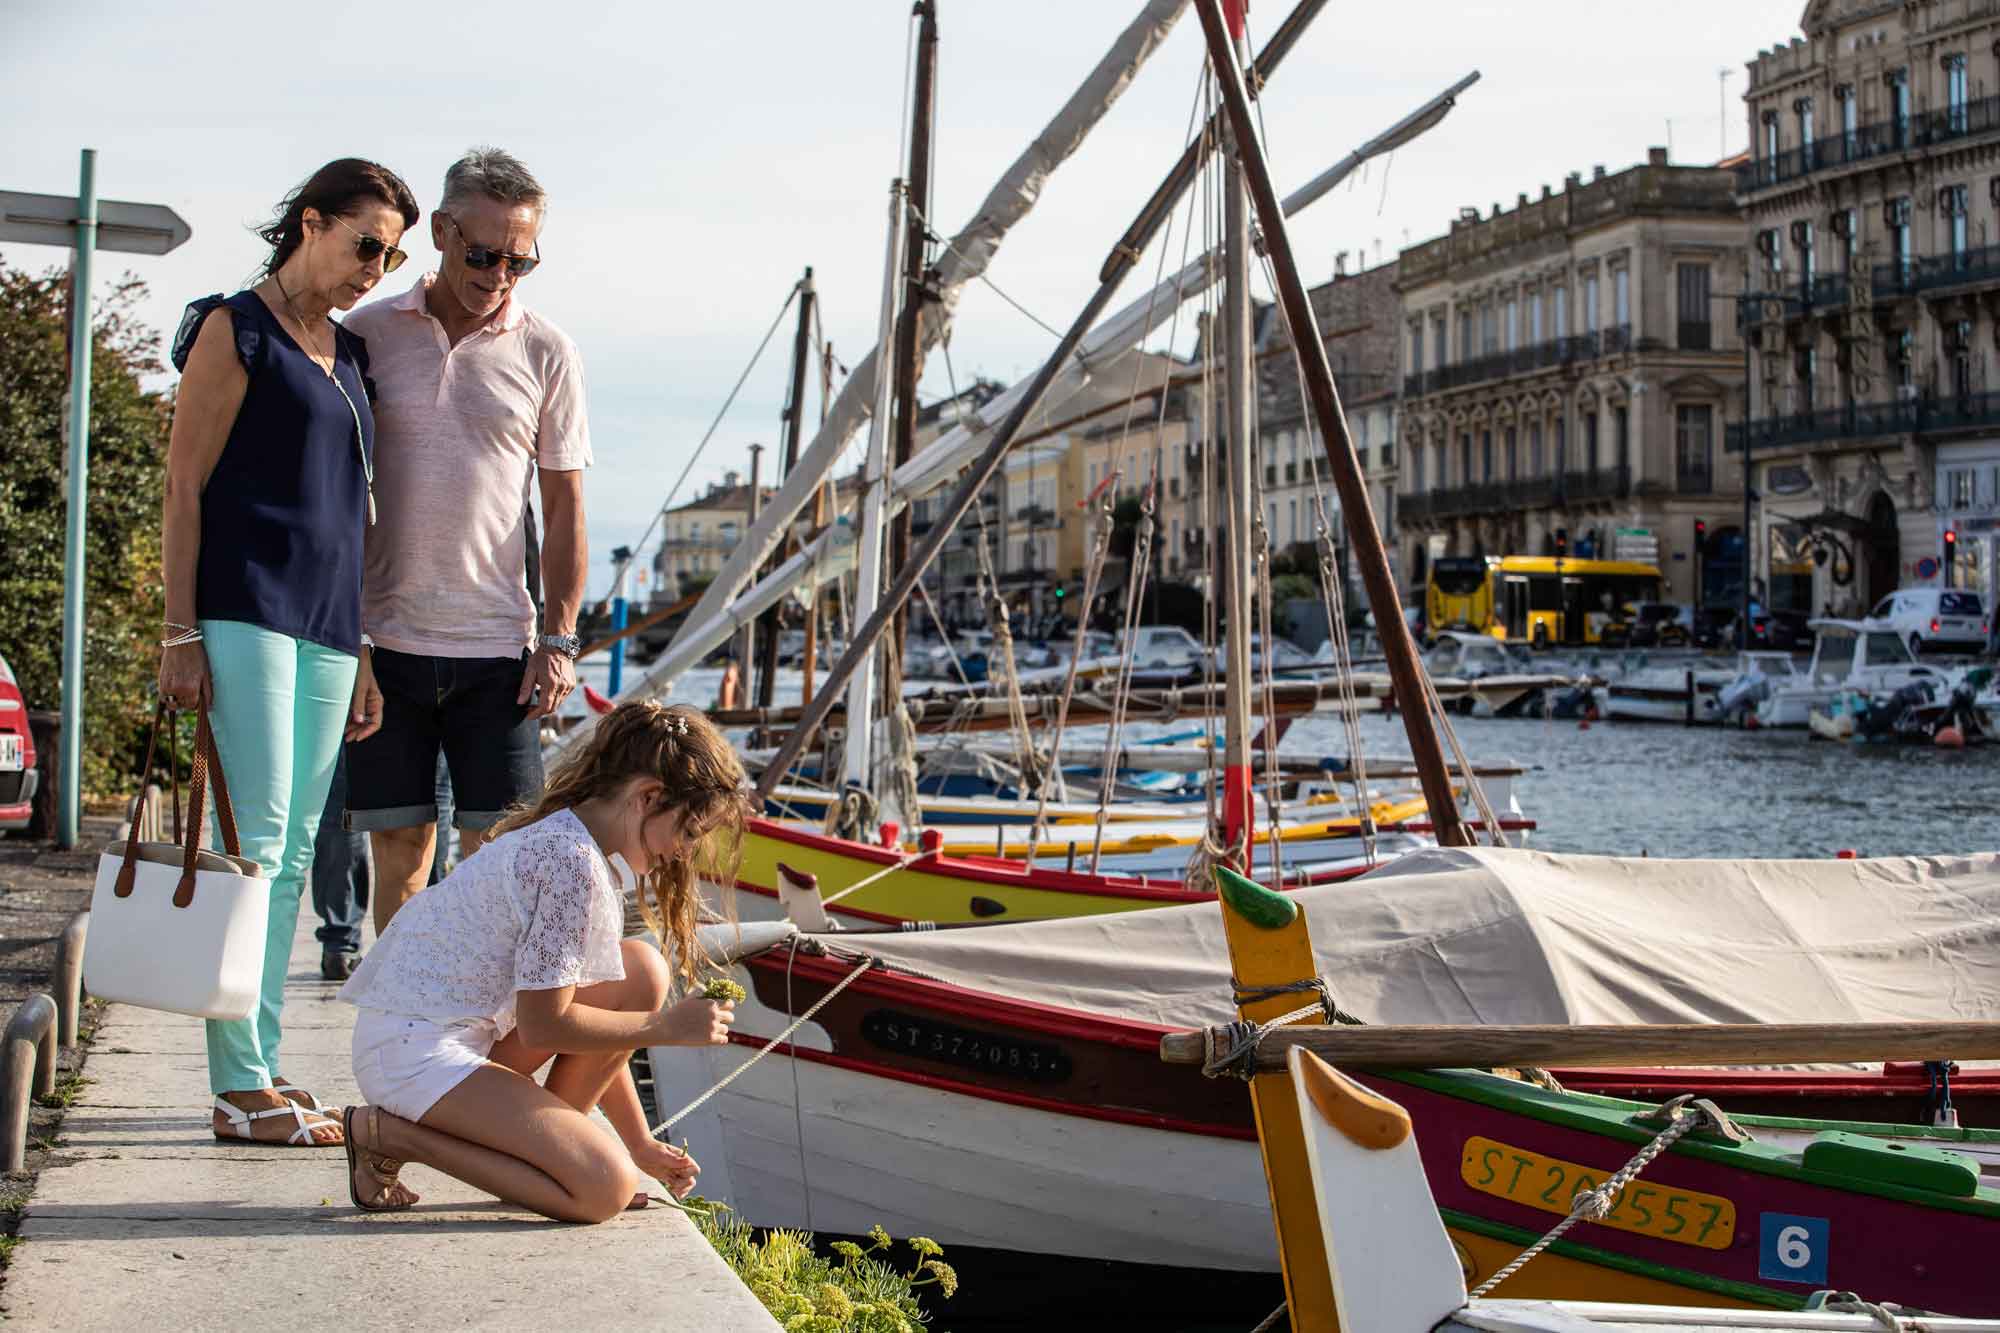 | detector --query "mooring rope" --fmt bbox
[1198,976,1367,1081]
[649,953,877,1138]
[1467,1104,1700,1298]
